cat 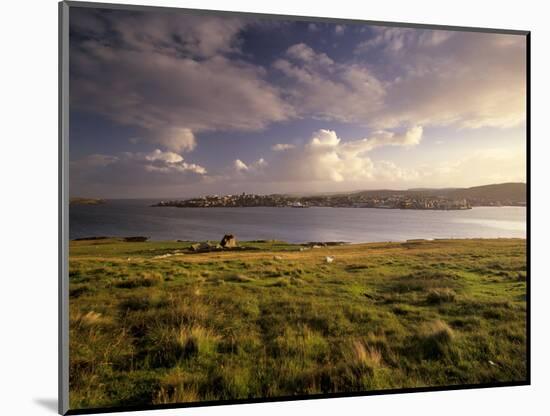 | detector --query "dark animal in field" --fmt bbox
[220,234,237,248]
